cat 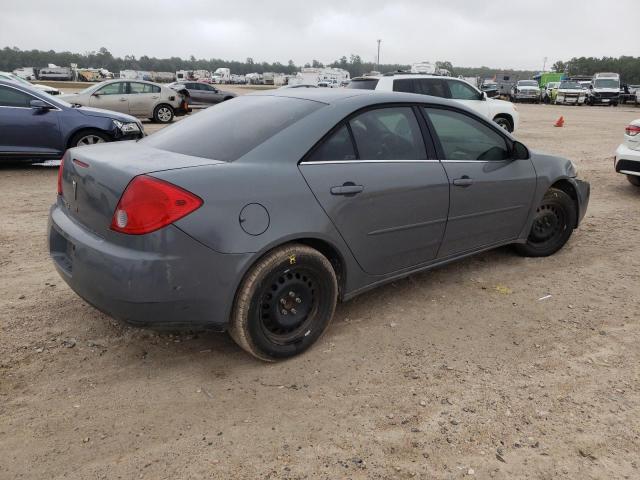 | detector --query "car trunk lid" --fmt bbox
[59,141,223,237]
